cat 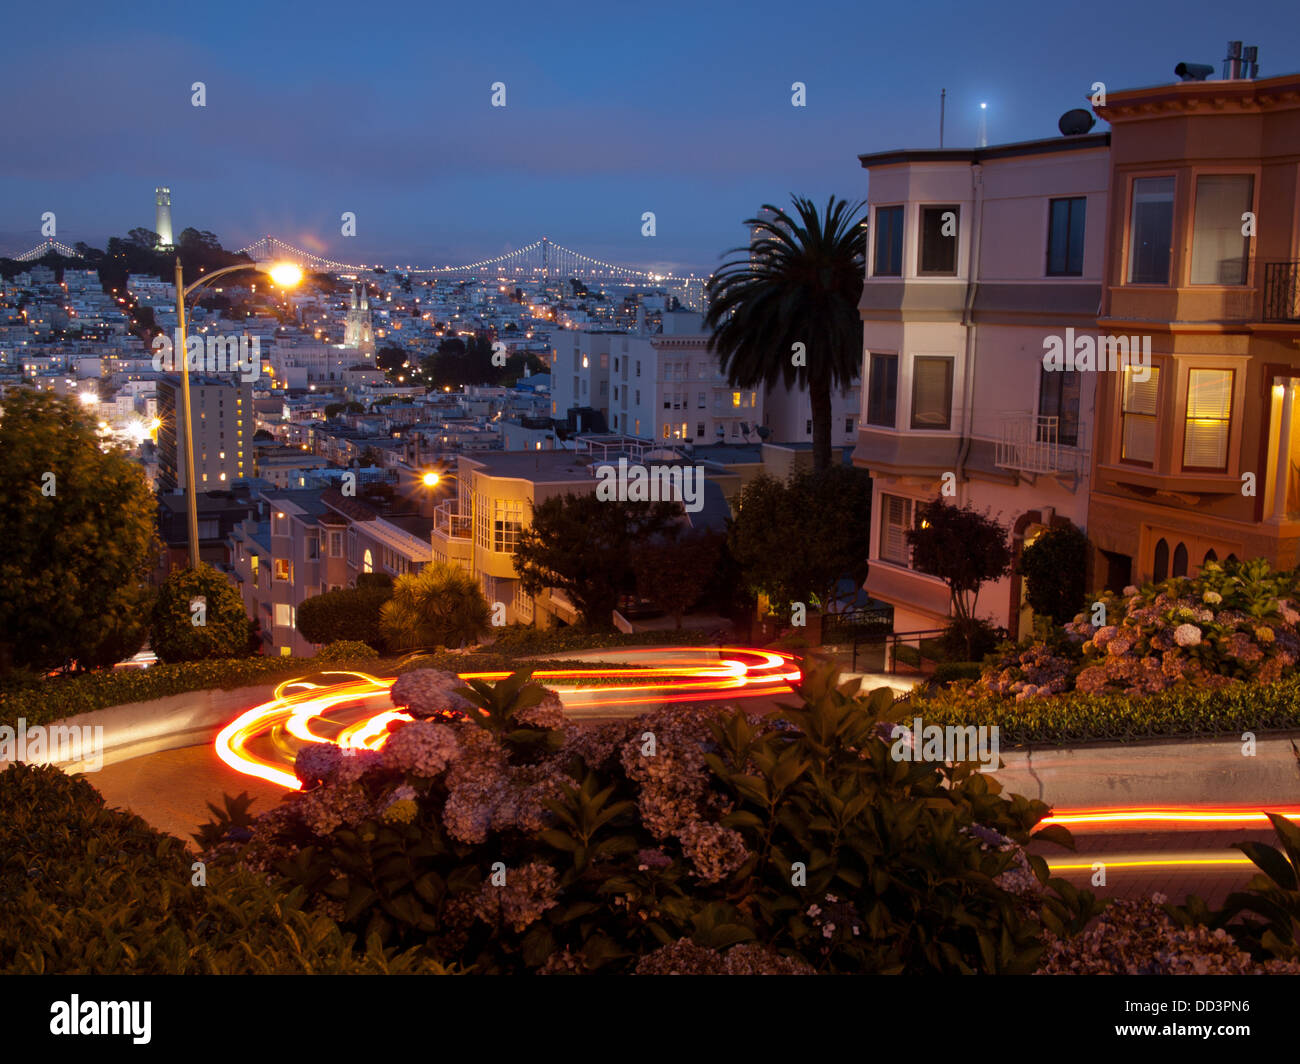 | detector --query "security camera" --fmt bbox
[1175,62,1214,81]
